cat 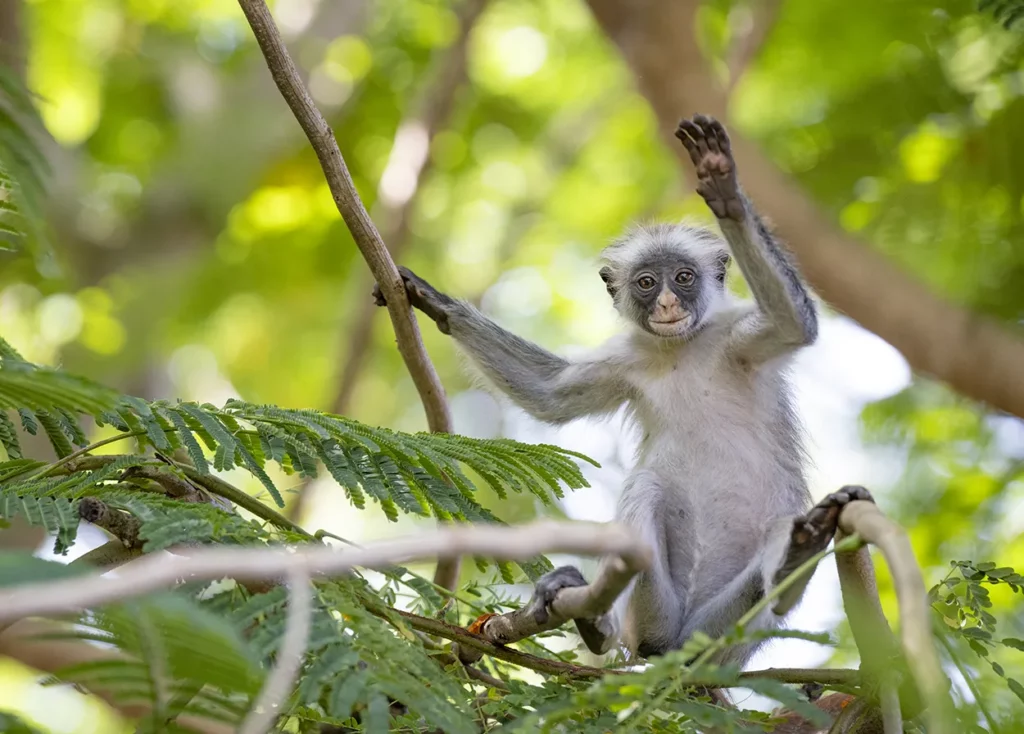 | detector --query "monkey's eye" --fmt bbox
[674,270,695,286]
[636,275,657,291]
